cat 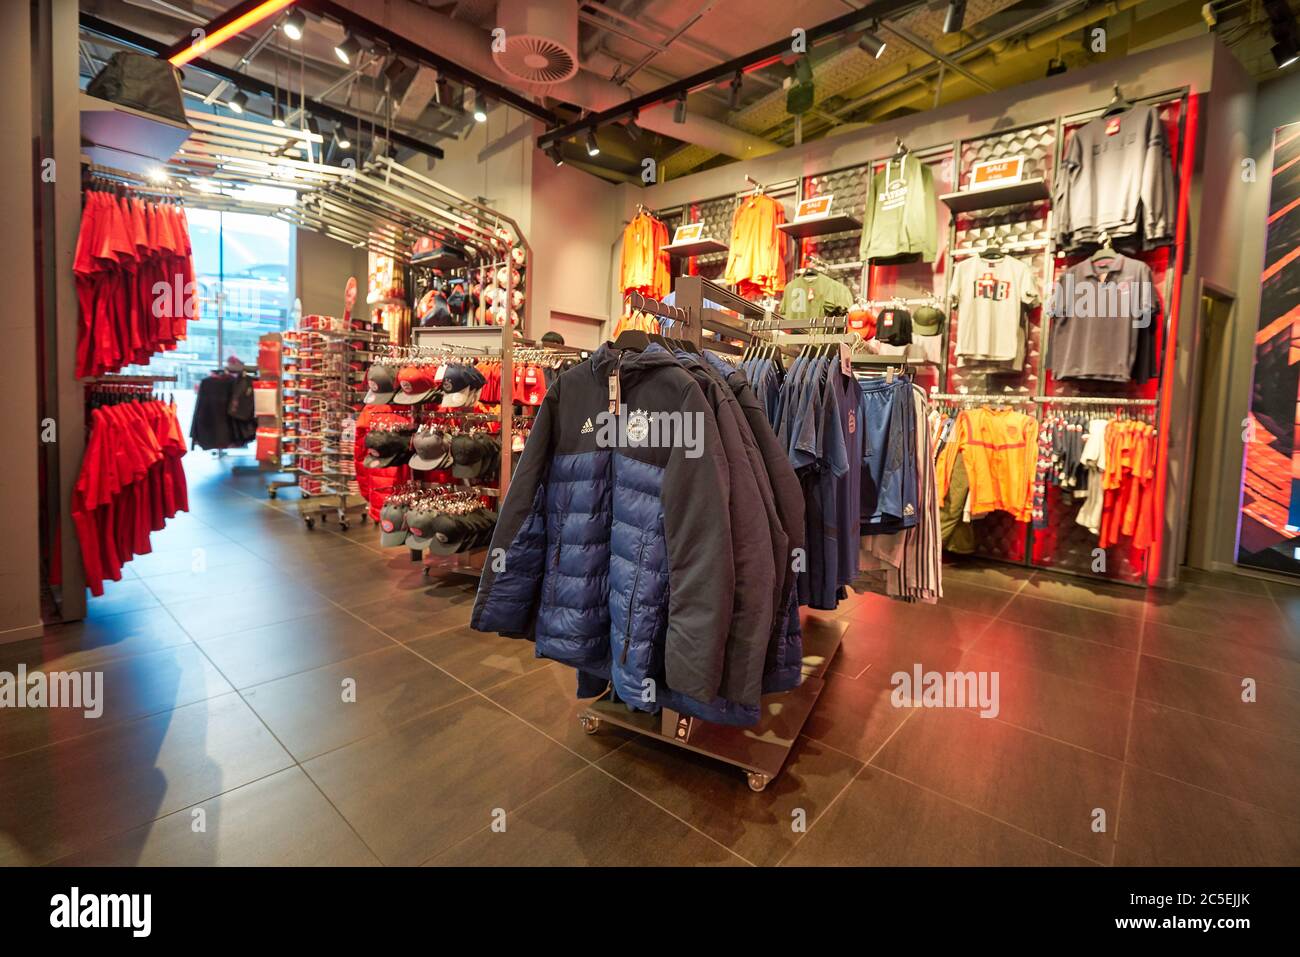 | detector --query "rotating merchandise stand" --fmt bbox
[581,276,847,792]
